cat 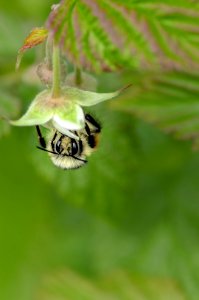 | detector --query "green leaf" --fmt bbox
[47,0,199,72]
[112,71,199,149]
[36,269,186,300]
